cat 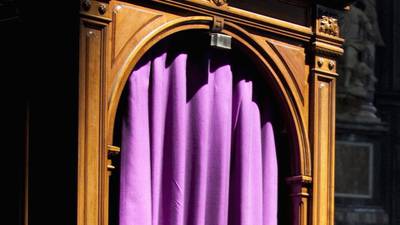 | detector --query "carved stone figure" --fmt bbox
[337,0,384,122]
[347,62,376,99]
